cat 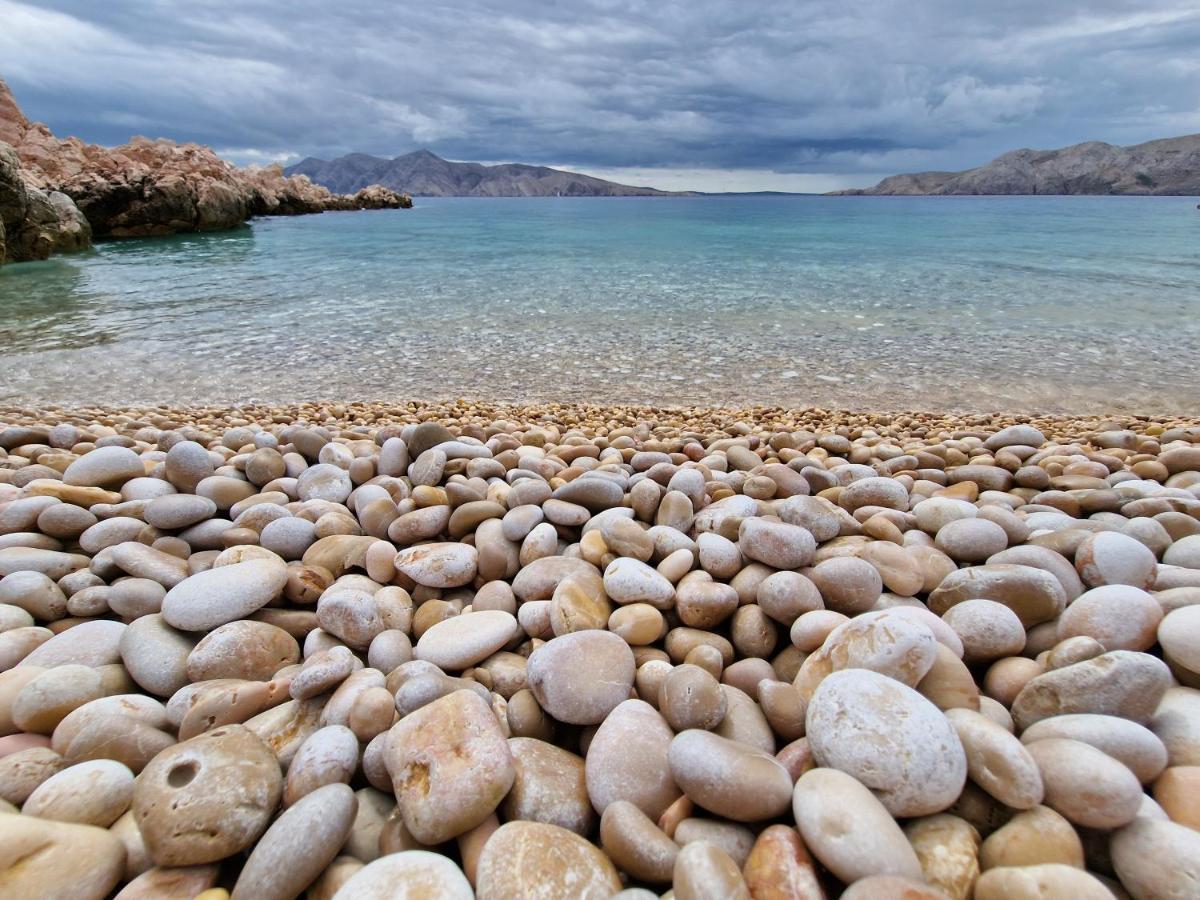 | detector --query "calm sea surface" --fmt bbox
[1,195,1197,413]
